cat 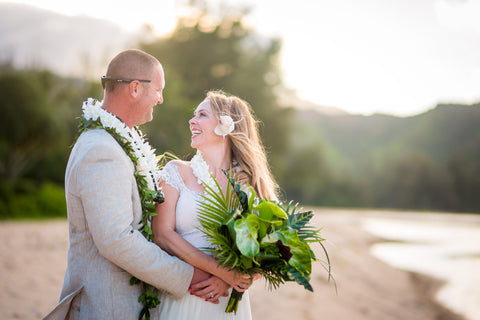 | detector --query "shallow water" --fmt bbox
[362,214,480,320]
